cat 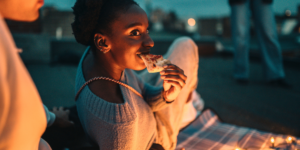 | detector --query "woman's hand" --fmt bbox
[160,64,187,102]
